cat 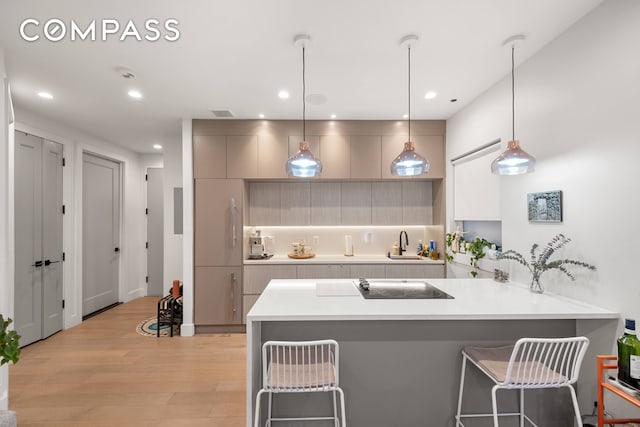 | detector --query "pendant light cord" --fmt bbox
[408,44,411,141]
[511,45,515,142]
[302,45,306,141]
